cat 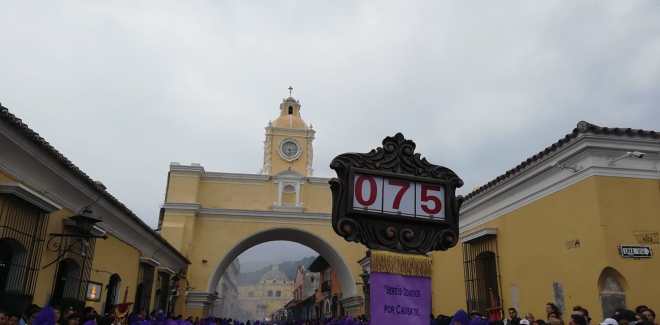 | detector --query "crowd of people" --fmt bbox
[0,306,369,325]
[1,303,655,325]
[432,304,657,325]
